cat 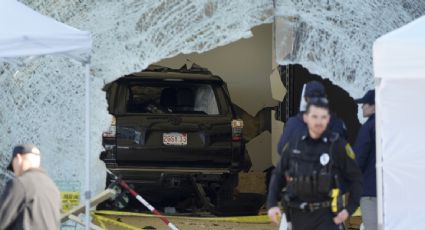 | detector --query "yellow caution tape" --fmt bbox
[92,213,143,230]
[94,210,270,224]
[94,215,107,230]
